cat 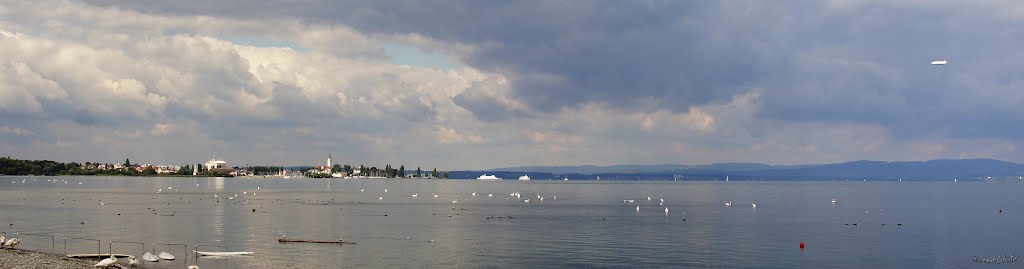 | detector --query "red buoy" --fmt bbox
[799,242,805,249]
